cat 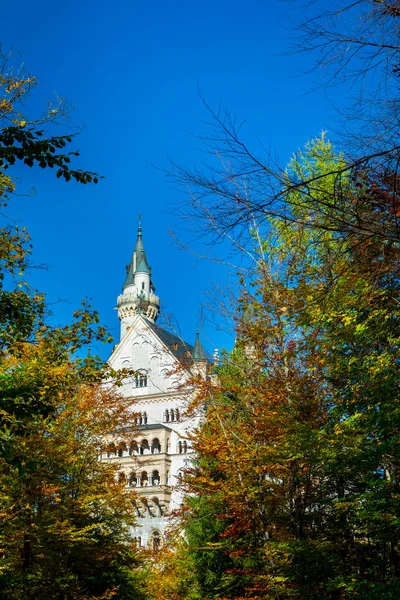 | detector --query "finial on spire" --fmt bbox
[137,212,142,235]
